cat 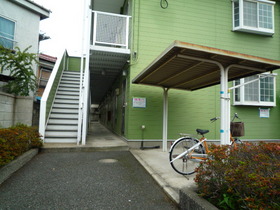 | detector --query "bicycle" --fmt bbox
[169,113,243,175]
